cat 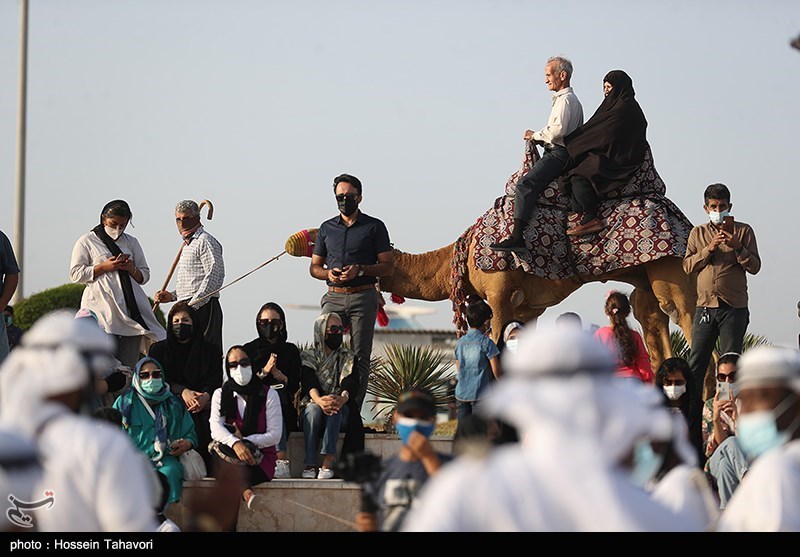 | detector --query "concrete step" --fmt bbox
[166,432,454,532]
